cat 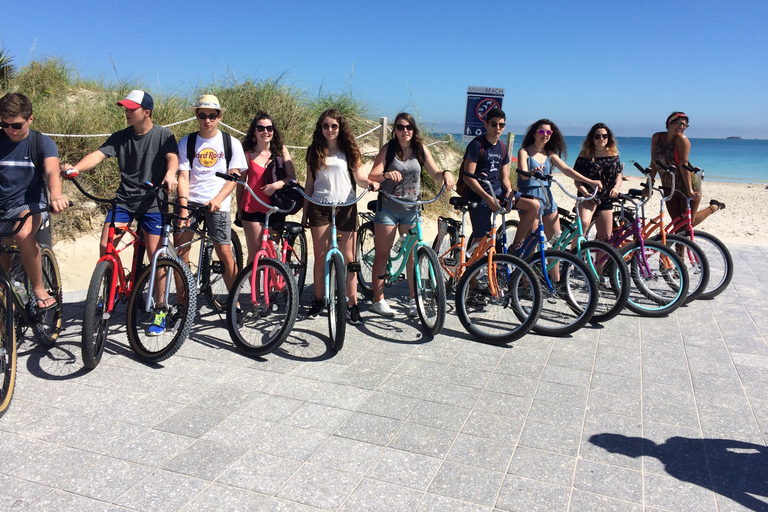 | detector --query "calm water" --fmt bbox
[447,134,768,184]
